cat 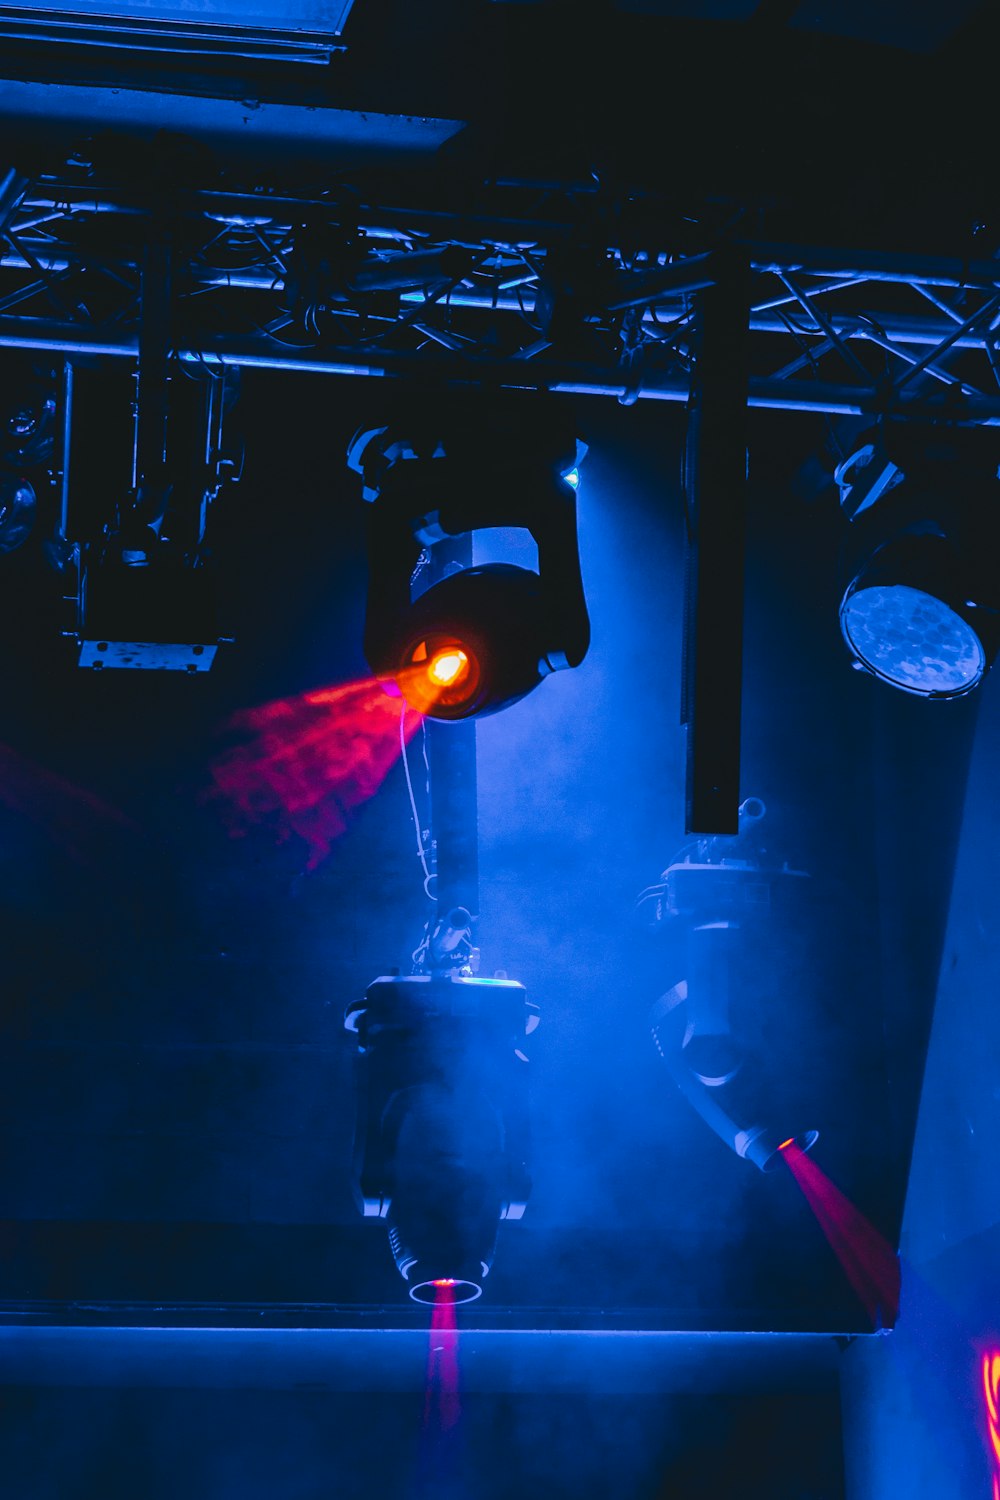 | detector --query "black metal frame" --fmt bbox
[0,175,999,419]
